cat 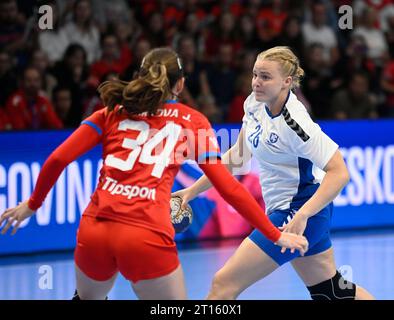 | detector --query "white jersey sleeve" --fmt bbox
[284,105,338,170]
[241,93,257,129]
